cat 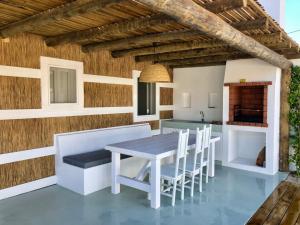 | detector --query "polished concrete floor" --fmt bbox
[0,166,287,225]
